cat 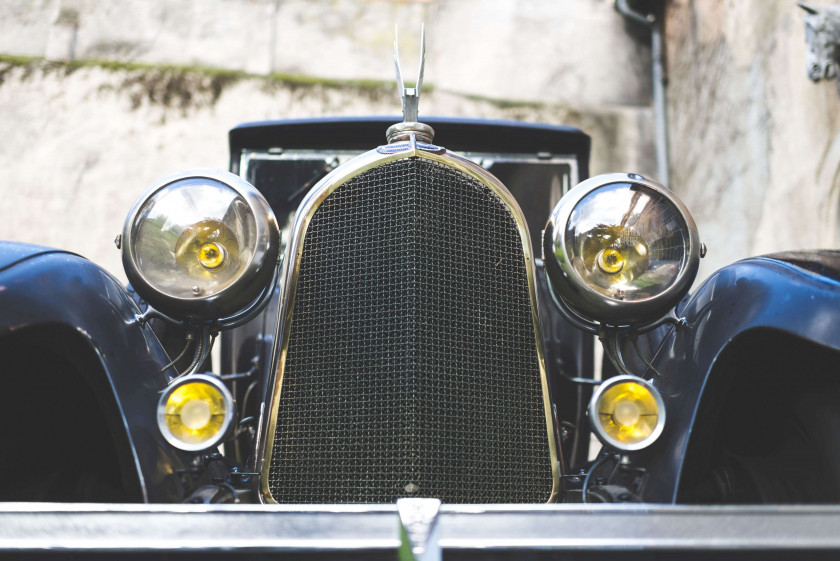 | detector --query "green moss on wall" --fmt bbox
[0,54,419,110]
